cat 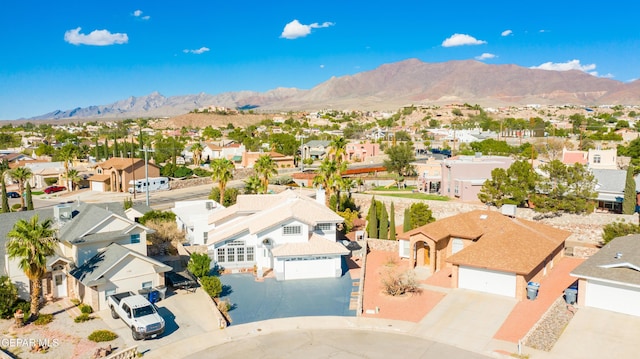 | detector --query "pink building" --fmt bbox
[440,155,514,202]
[345,142,380,162]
